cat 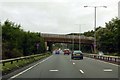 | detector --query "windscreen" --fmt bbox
[73,51,82,54]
